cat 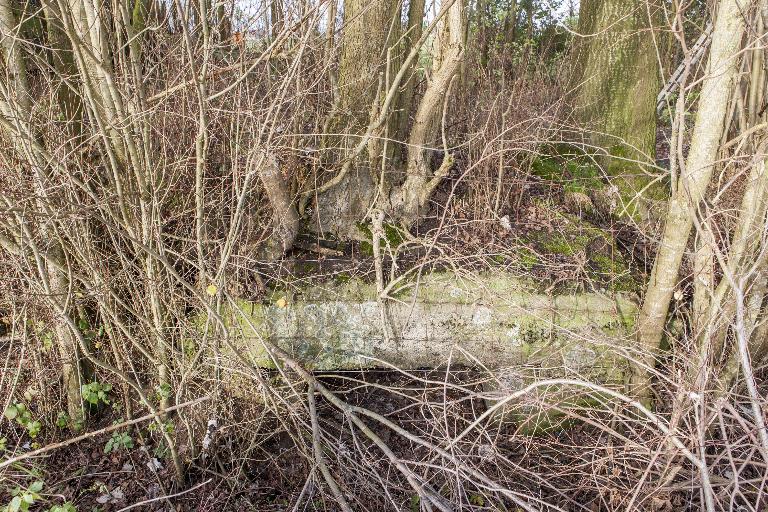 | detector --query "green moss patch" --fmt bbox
[530,143,669,224]
[520,204,640,293]
[356,221,408,256]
